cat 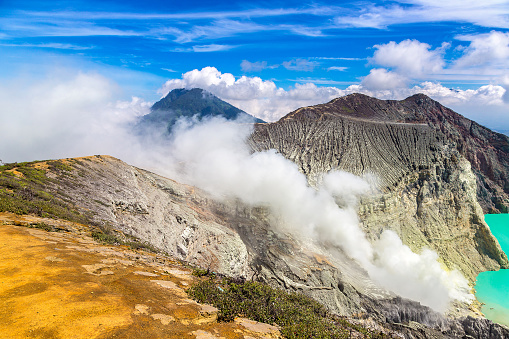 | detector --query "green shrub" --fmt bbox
[27,222,54,232]
[91,230,159,253]
[188,278,385,339]
[192,267,211,277]
[92,231,121,245]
